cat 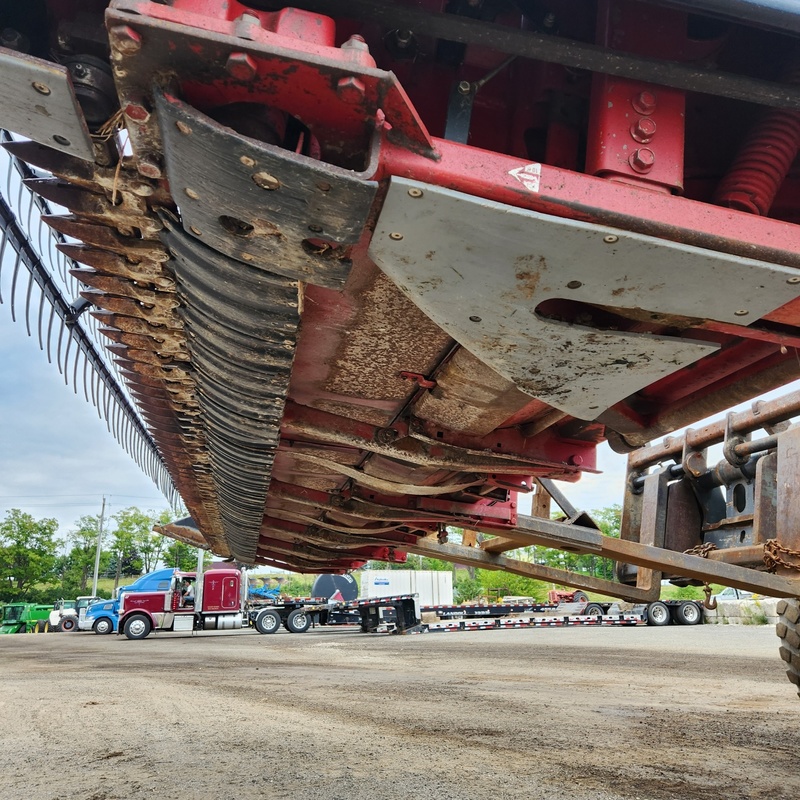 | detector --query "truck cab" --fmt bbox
[118,568,244,640]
